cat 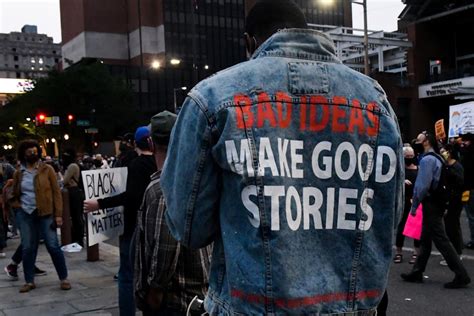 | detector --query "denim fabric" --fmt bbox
[162,29,403,315]
[411,152,442,213]
[20,166,38,215]
[15,209,68,283]
[119,235,136,315]
[12,244,22,264]
[466,189,474,242]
